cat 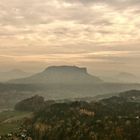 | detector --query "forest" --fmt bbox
[1,90,140,140]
